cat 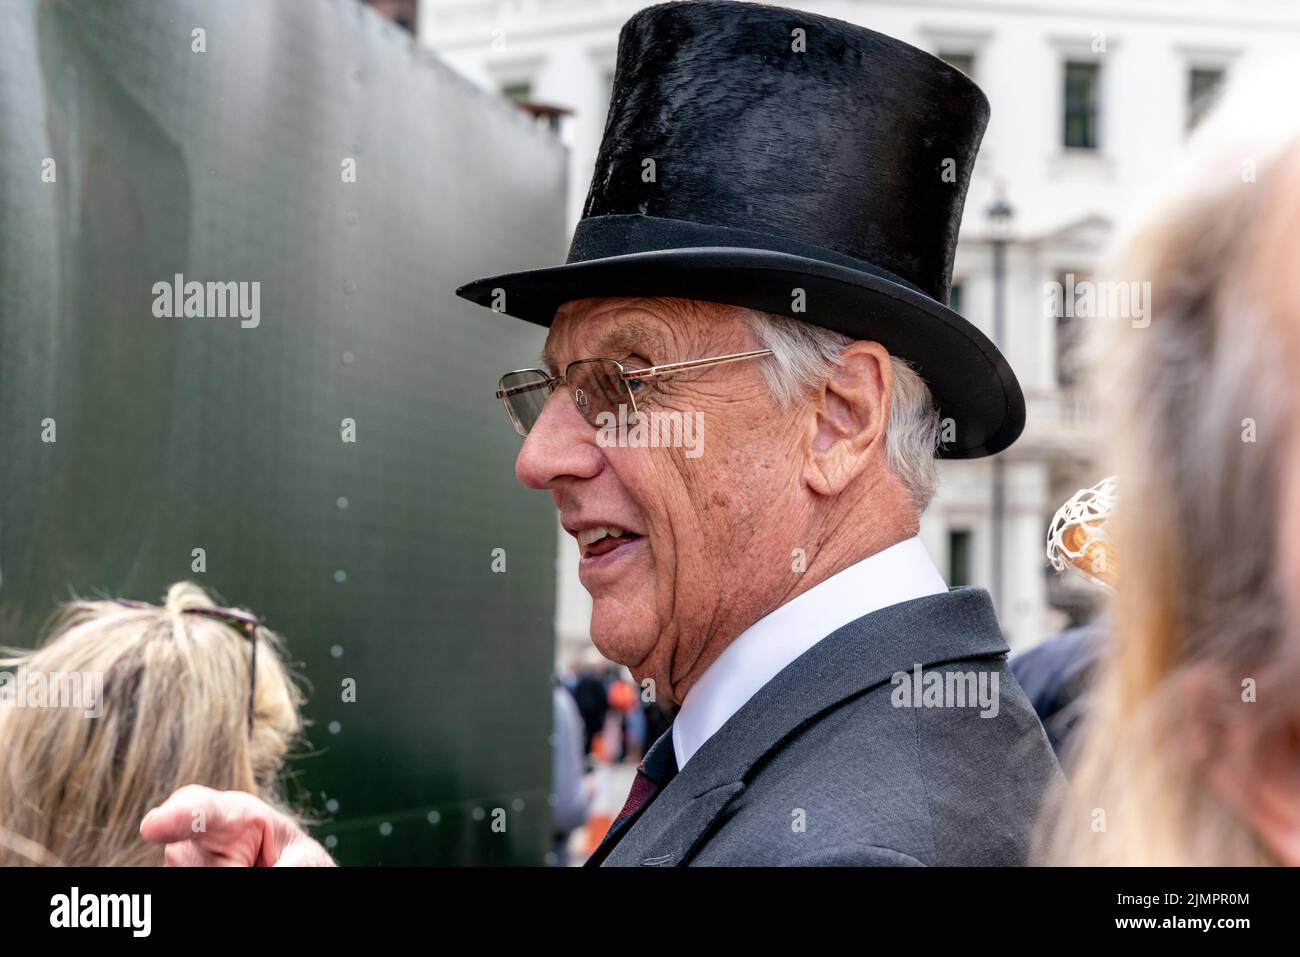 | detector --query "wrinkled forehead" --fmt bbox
[542,297,748,373]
